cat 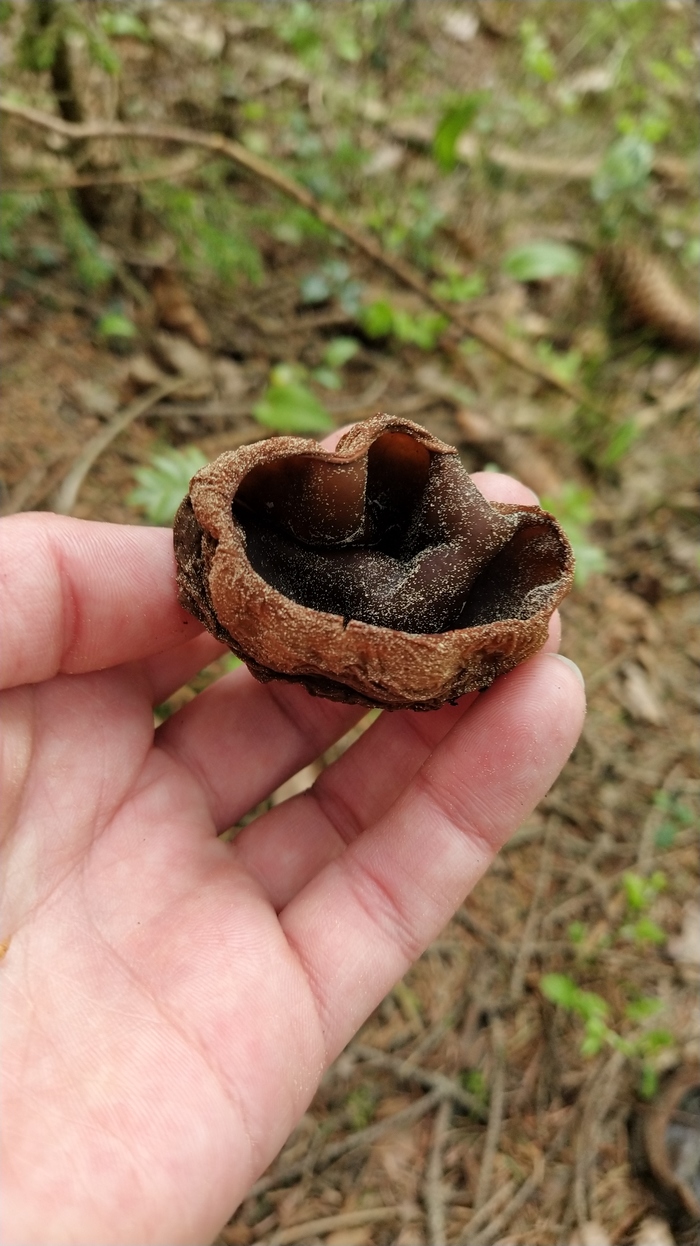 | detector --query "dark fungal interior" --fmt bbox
[233,432,564,635]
